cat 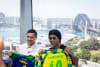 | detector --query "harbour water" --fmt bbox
[0,27,84,44]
